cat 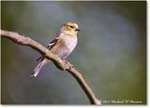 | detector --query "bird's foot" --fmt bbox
[62,59,74,70]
